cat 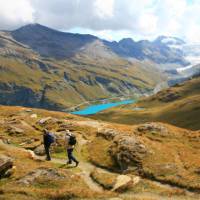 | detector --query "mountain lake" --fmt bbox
[71,99,135,115]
